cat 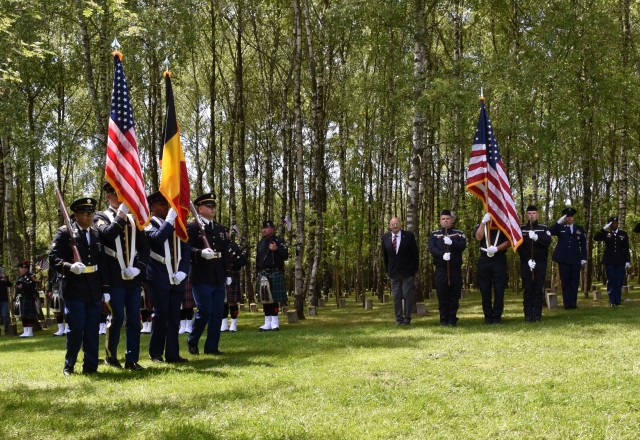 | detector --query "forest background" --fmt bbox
[1,0,640,315]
